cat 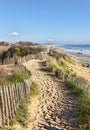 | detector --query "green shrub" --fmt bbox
[7,72,29,84]
[1,44,44,61]
[10,47,21,57]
